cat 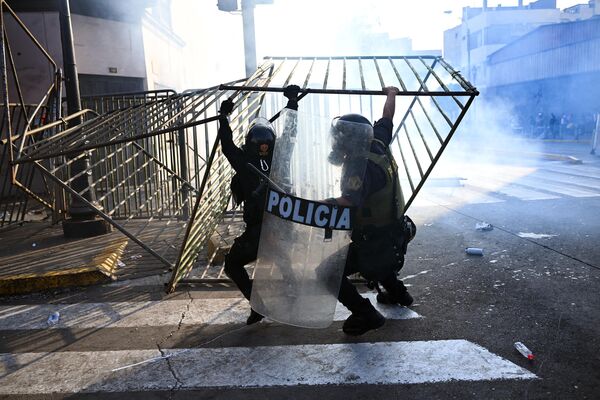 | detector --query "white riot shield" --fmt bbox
[251,109,372,328]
